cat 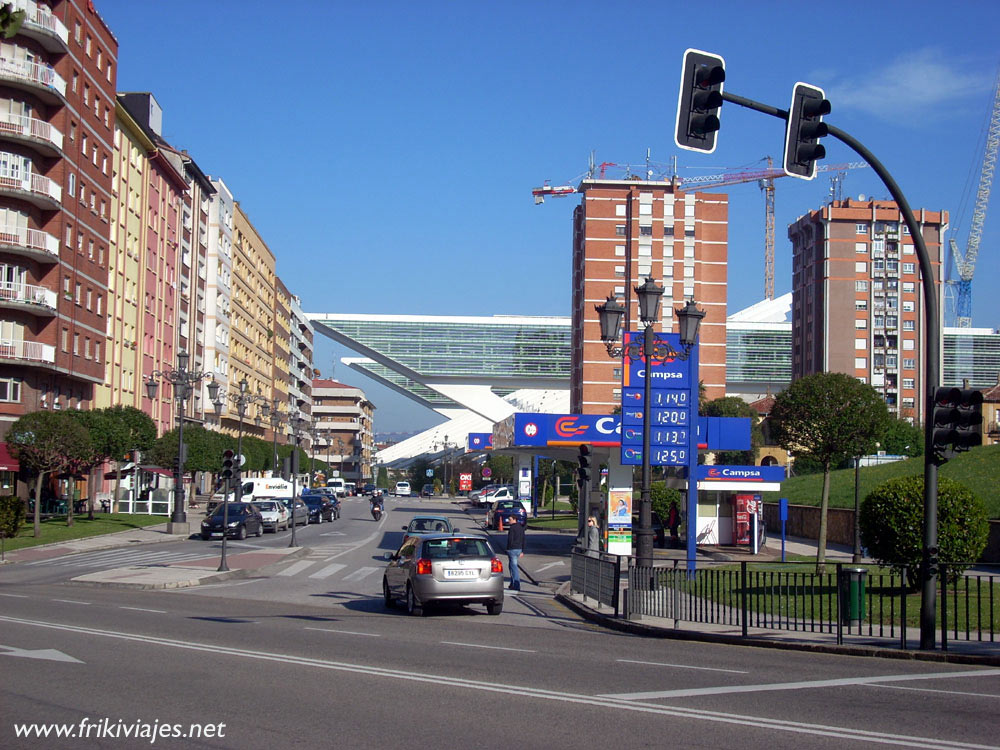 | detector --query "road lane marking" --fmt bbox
[536,561,566,573]
[598,669,1000,701]
[1,614,994,750]
[308,563,346,579]
[441,641,537,653]
[305,627,380,637]
[871,684,1000,699]
[0,593,28,598]
[51,599,90,605]
[341,566,379,582]
[617,658,748,674]
[119,607,167,614]
[277,560,315,577]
